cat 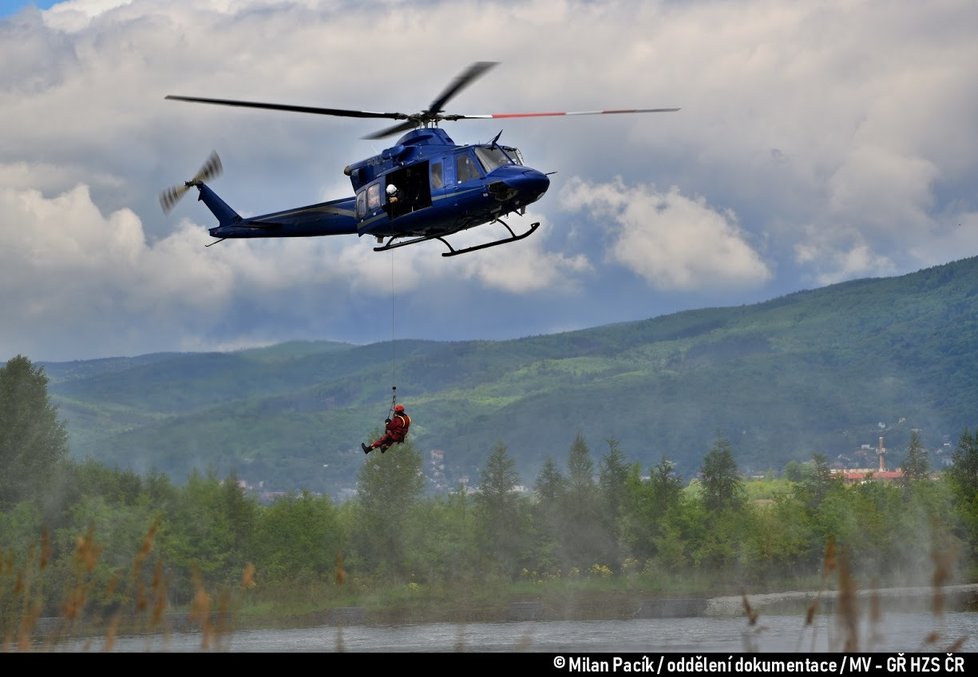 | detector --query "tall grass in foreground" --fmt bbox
[0,522,254,652]
[740,537,969,652]
[1,525,973,652]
